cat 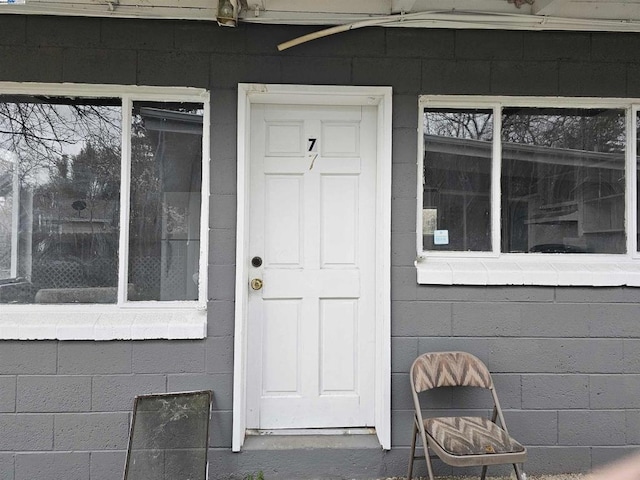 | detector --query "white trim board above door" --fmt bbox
[233,84,392,451]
